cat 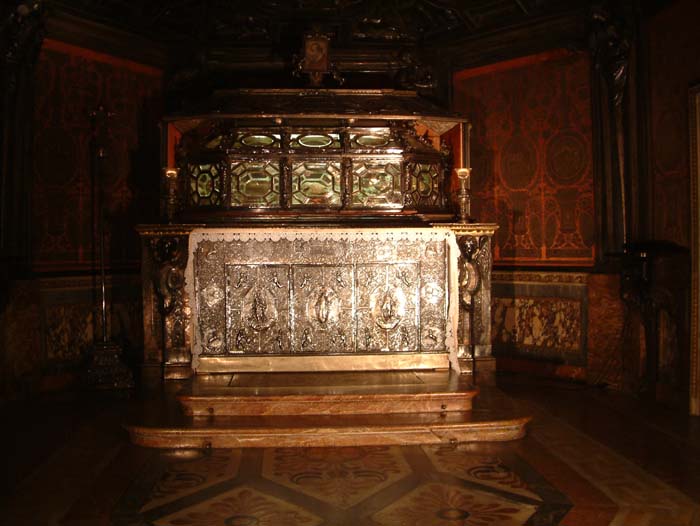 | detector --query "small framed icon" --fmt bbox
[303,34,330,73]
